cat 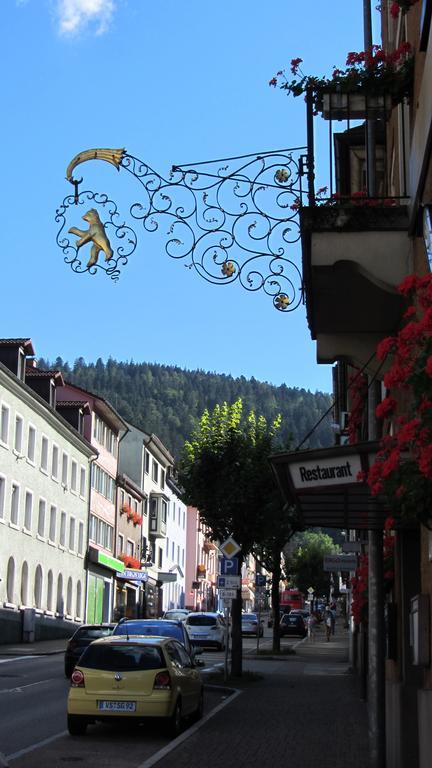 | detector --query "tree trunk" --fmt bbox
[272,545,281,652]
